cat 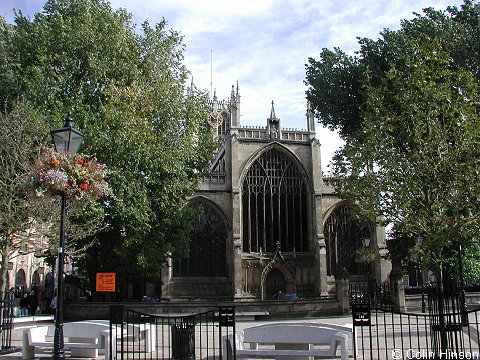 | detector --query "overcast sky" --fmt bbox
[0,0,466,172]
